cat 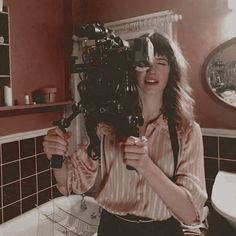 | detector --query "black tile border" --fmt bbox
[0,129,235,223]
